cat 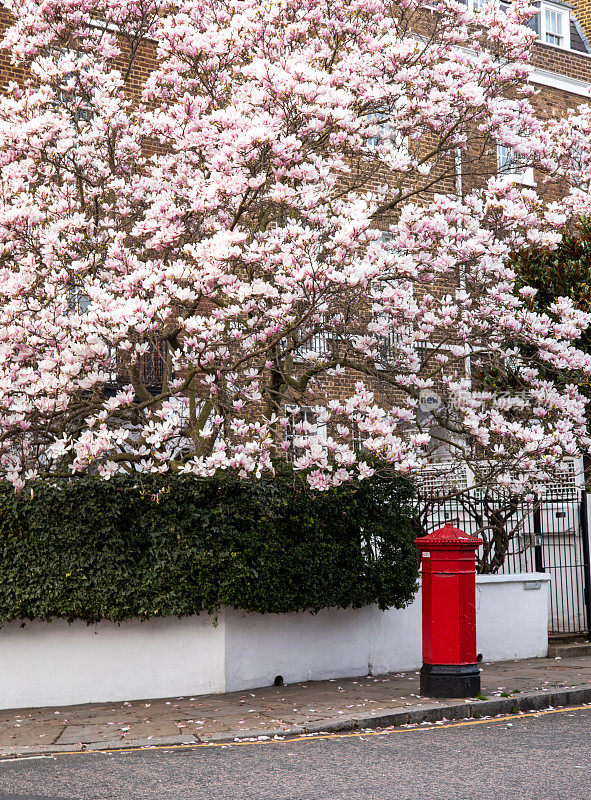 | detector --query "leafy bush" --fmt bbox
[0,468,418,623]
